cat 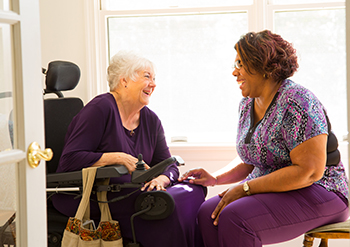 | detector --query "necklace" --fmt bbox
[111,91,138,137]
